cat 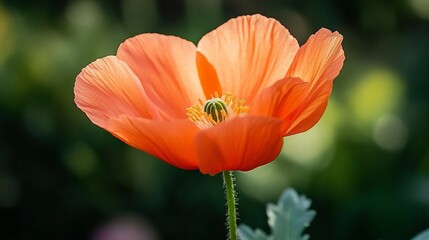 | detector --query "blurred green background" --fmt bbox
[1,0,429,239]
